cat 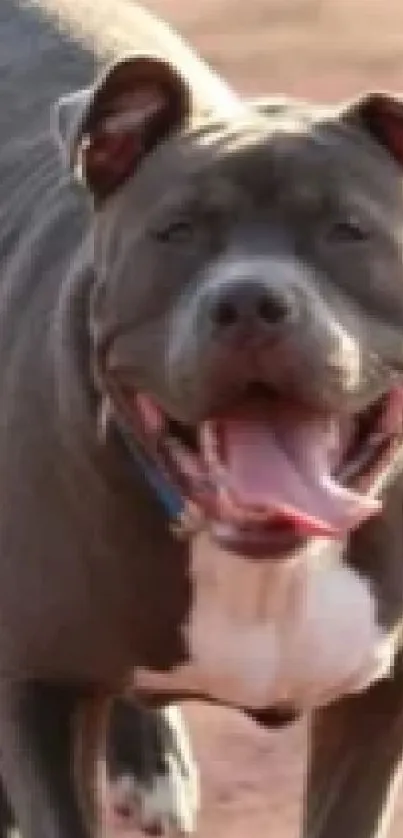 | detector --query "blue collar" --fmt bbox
[114,419,198,538]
